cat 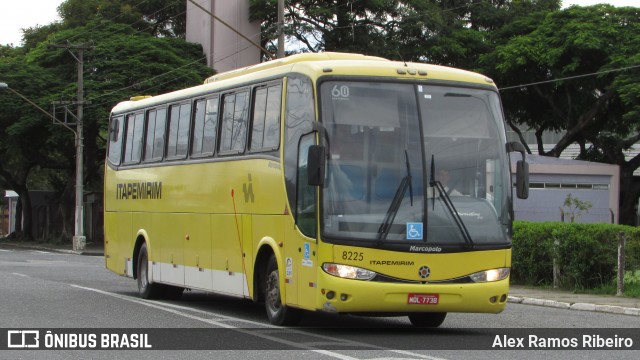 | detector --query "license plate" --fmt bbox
[408,293,439,305]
